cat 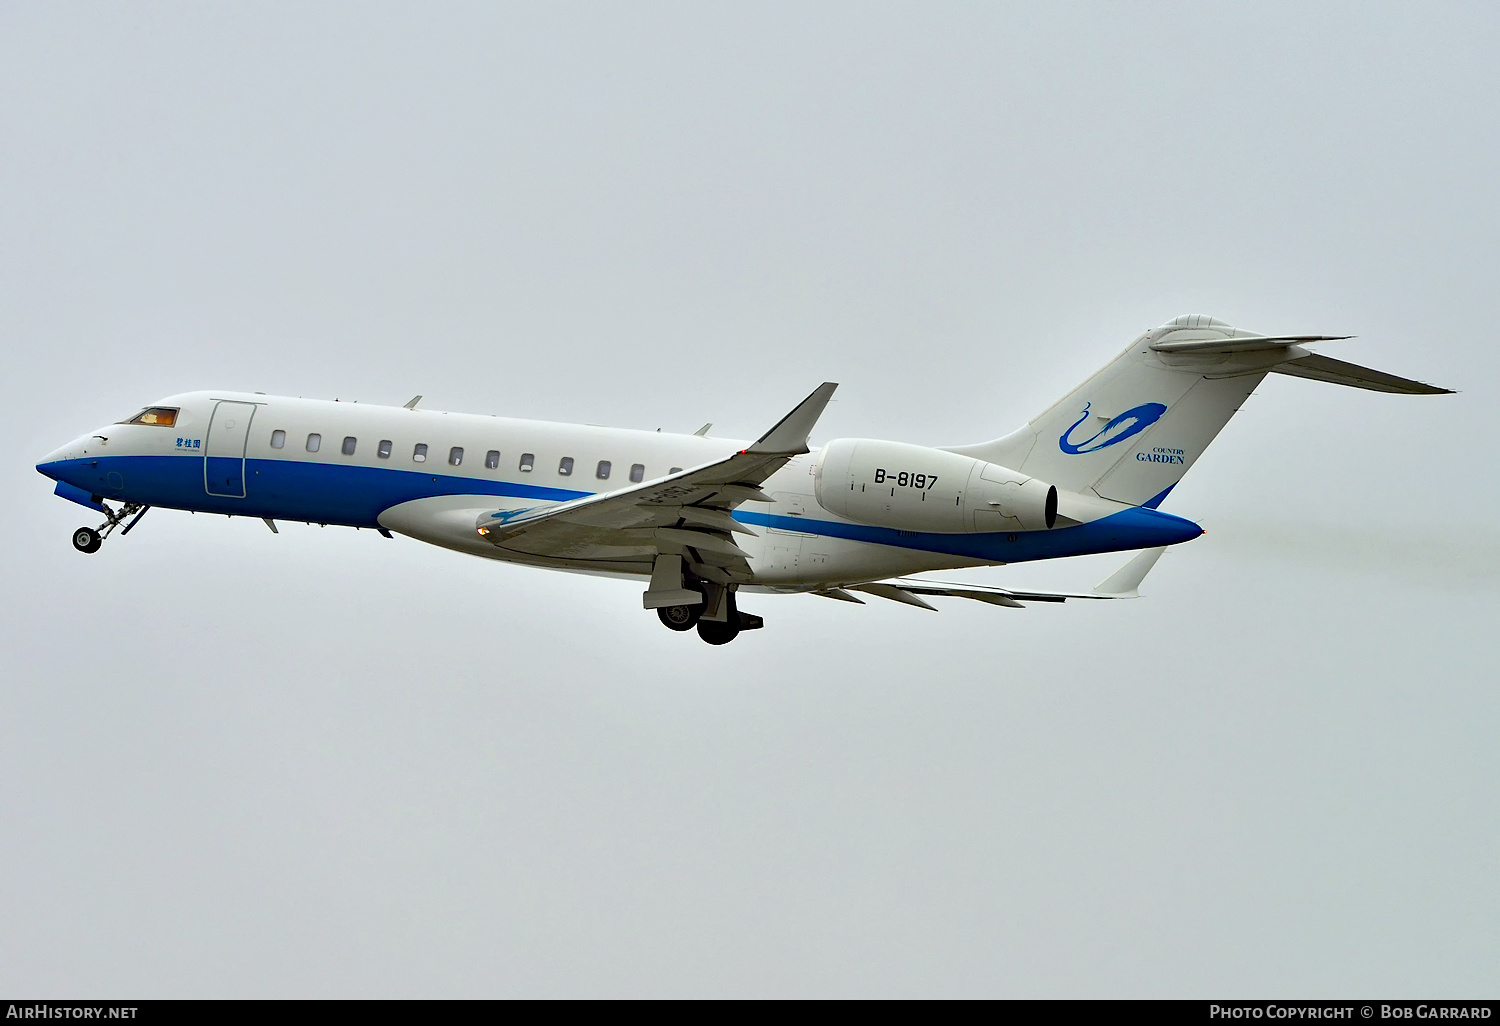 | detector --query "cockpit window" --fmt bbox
[123,407,178,427]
